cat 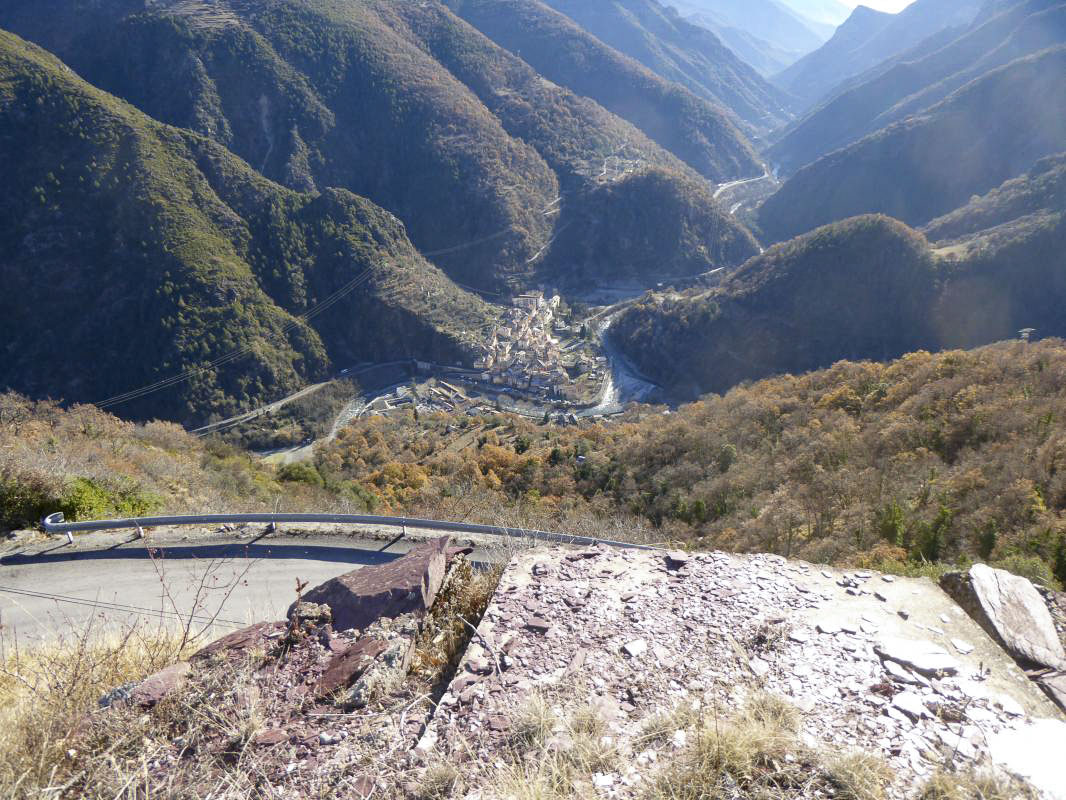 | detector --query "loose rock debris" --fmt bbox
[101,542,1066,798]
[425,547,1066,798]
